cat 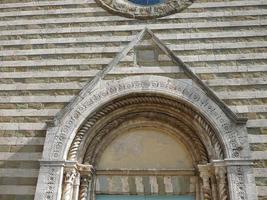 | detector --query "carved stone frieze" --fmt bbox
[61,77,244,163]
[228,166,247,200]
[50,76,245,161]
[45,167,57,200]
[95,0,194,19]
